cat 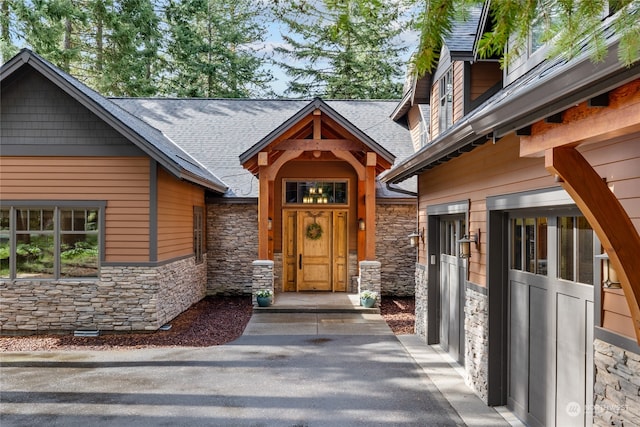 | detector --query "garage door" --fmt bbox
[508,214,594,427]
